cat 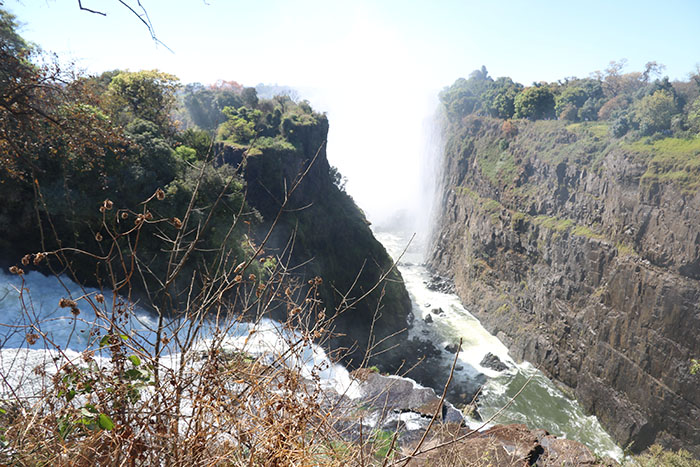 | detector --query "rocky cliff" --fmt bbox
[214,119,413,371]
[428,115,700,455]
